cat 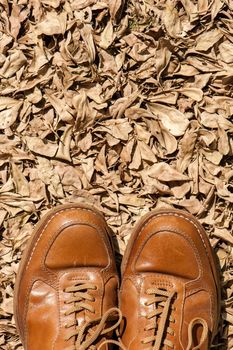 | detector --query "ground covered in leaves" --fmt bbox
[0,0,232,348]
